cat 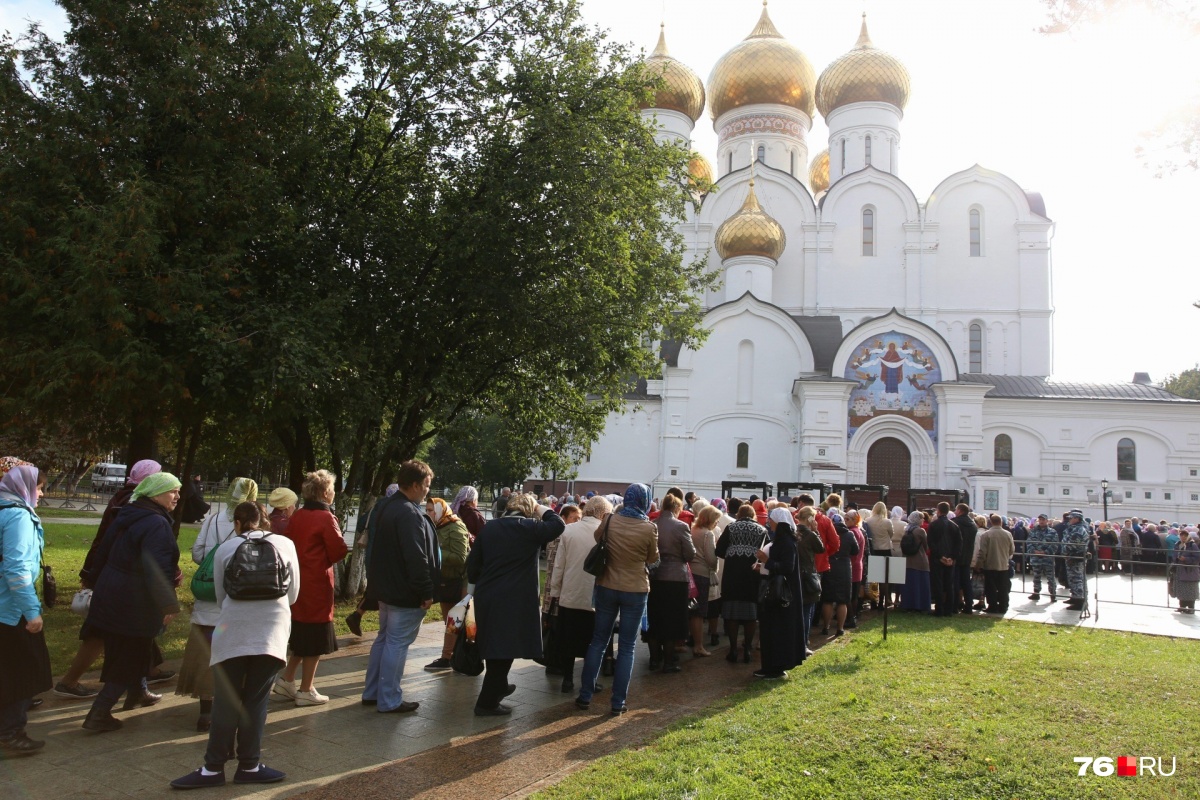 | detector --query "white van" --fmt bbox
[90,463,127,493]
